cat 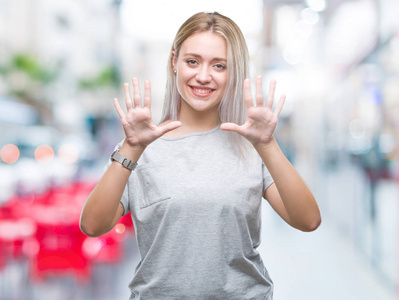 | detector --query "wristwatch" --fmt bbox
[111,150,138,171]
